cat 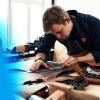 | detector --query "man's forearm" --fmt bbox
[77,52,100,66]
[35,53,46,61]
[77,53,94,62]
